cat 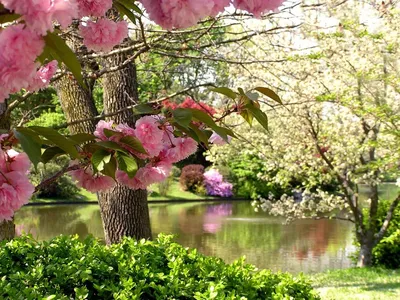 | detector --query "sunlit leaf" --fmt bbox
[173,108,192,128]
[42,146,66,164]
[119,136,147,154]
[255,87,282,104]
[92,149,111,172]
[14,128,42,168]
[210,87,237,100]
[116,152,138,178]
